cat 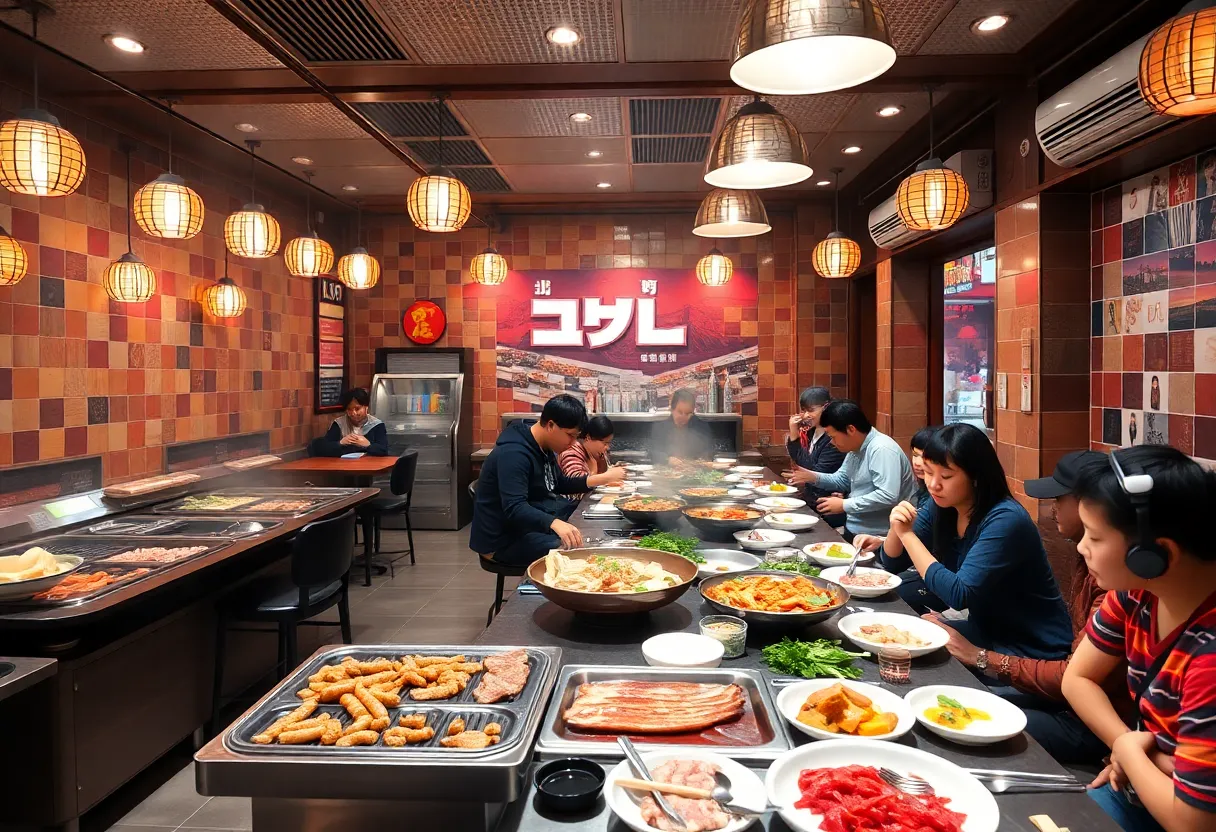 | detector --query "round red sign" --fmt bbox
[402,300,446,345]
